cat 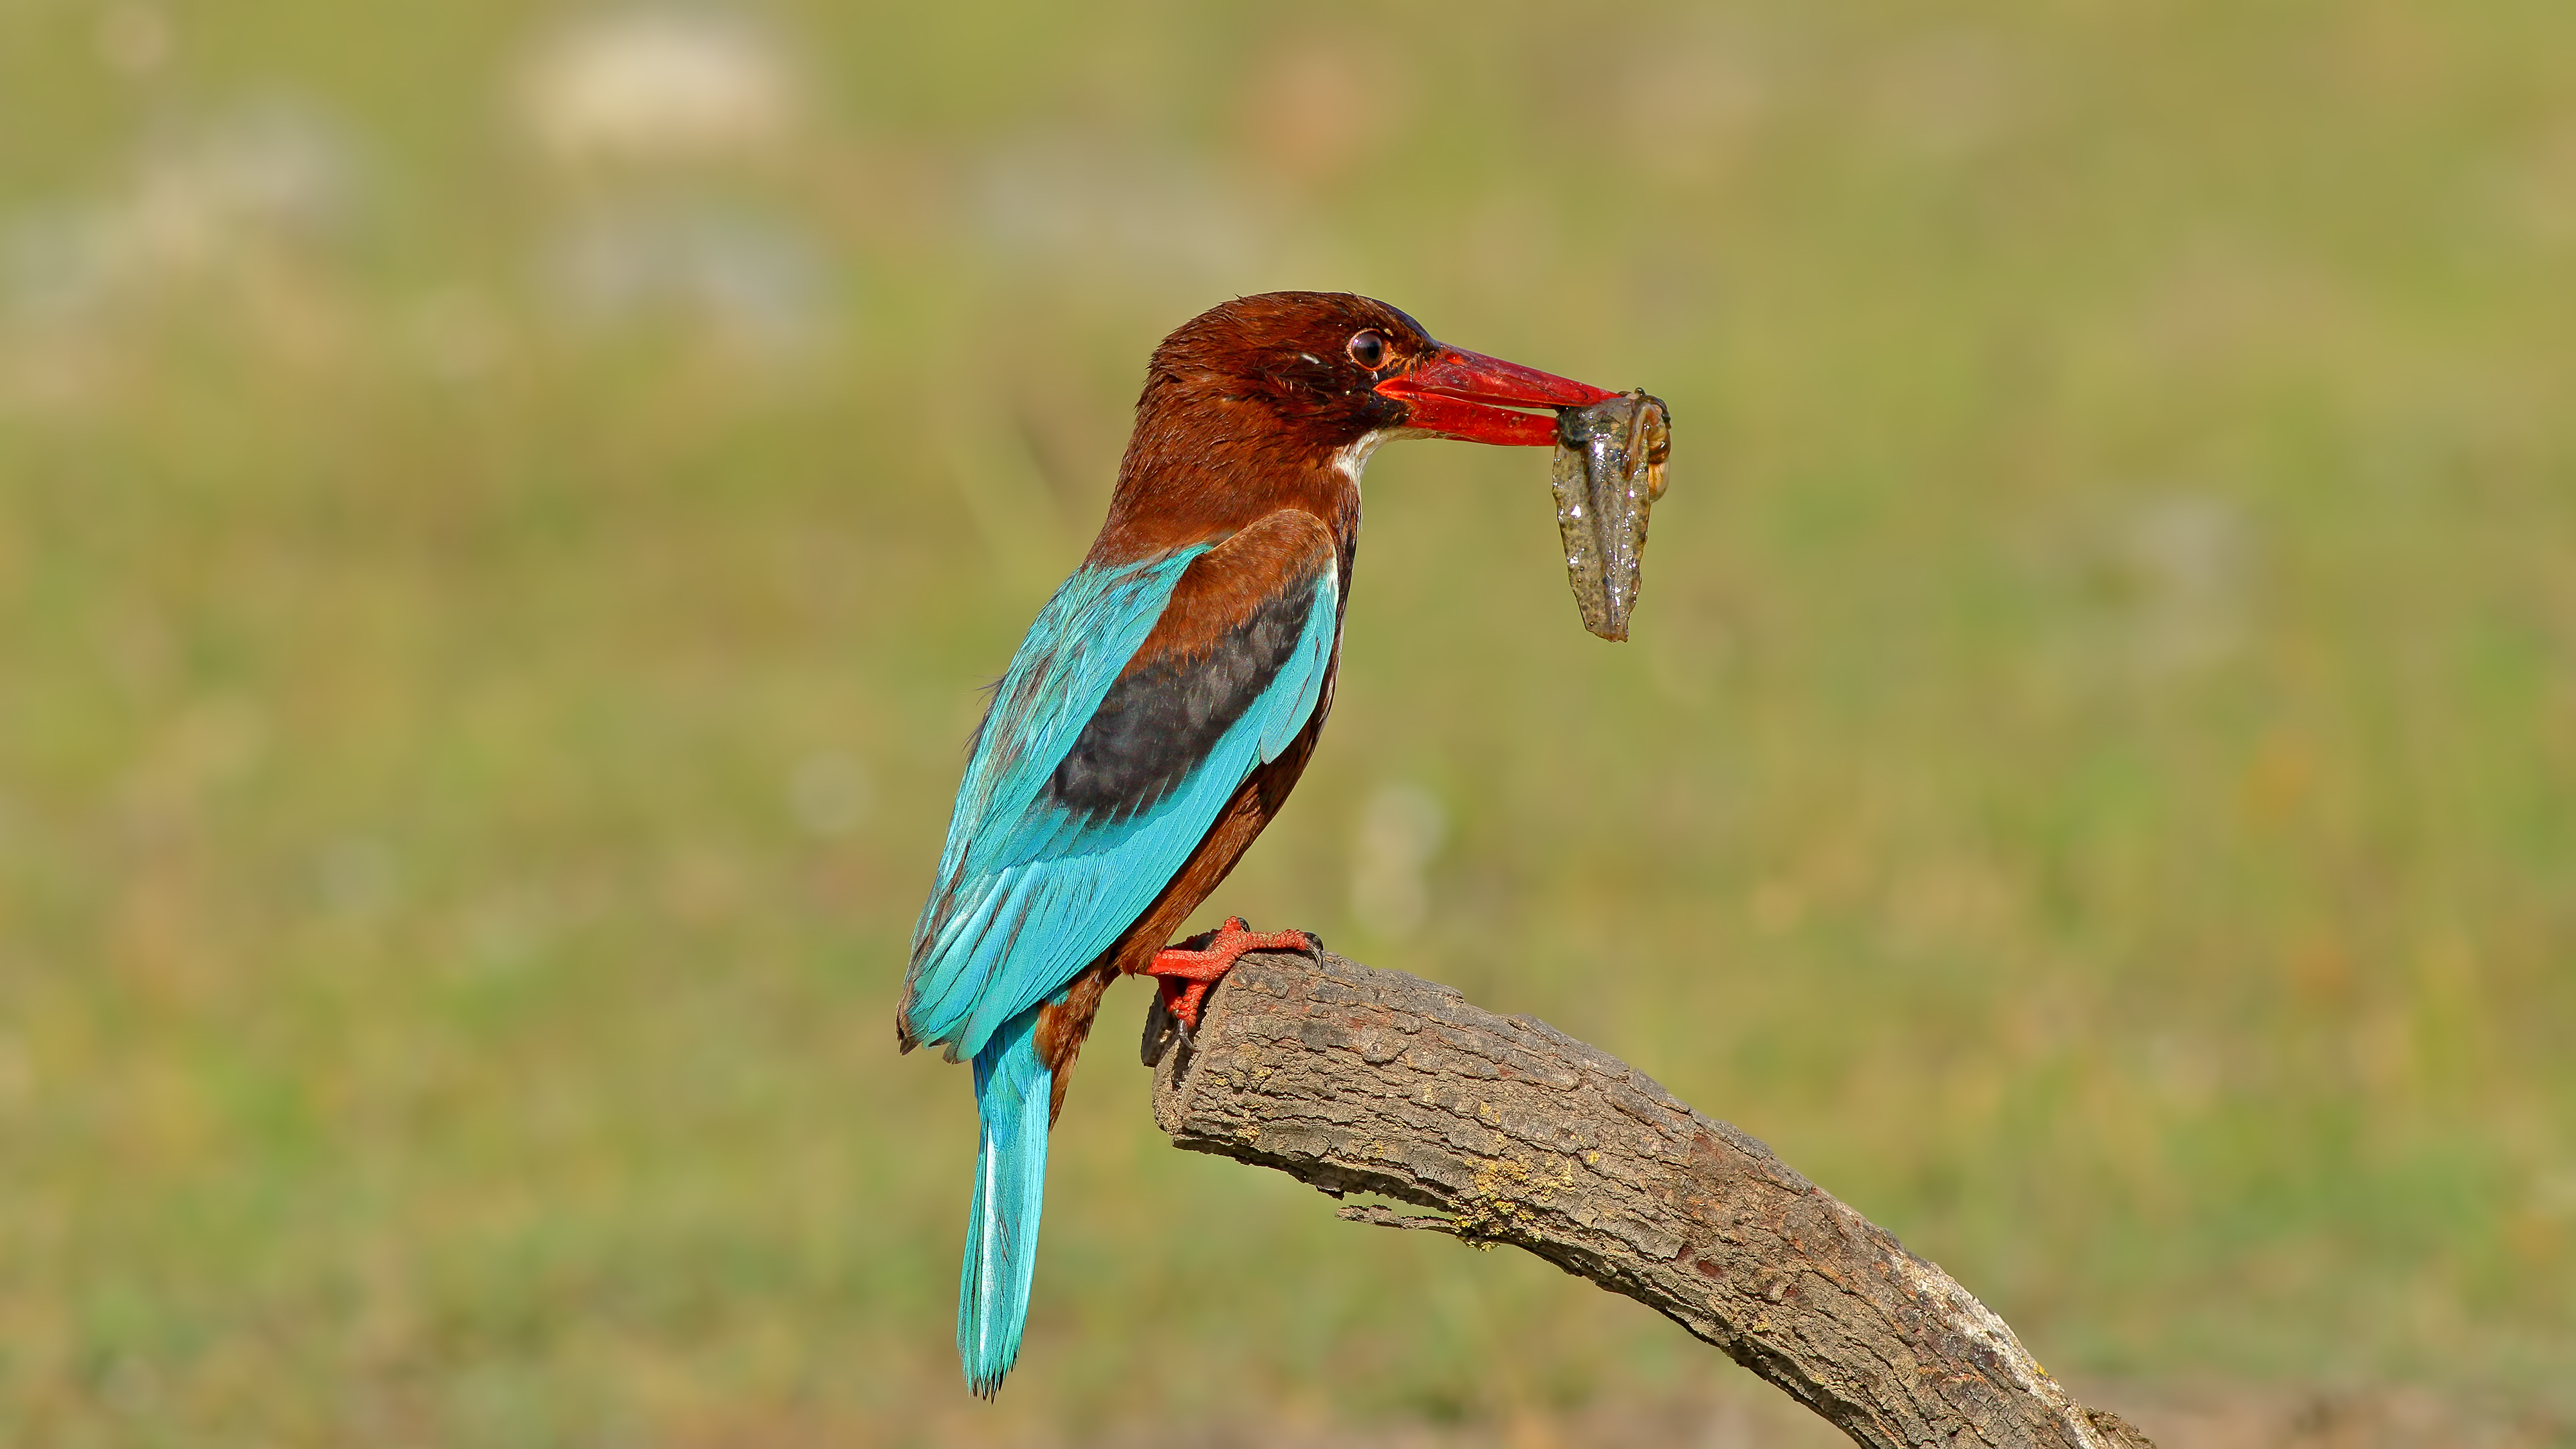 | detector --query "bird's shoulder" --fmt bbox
[1046,511,1338,826]
[1124,508,1340,674]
